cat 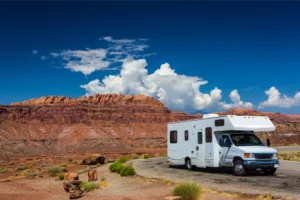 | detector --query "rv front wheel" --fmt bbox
[233,160,247,176]
[185,159,192,170]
